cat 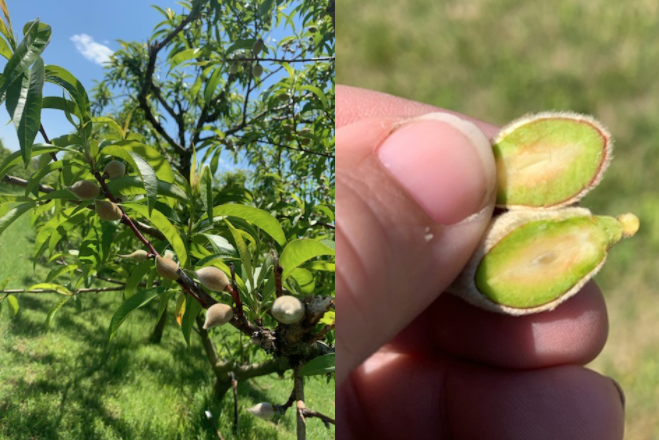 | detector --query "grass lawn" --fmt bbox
[339,1,659,438]
[0,208,335,440]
